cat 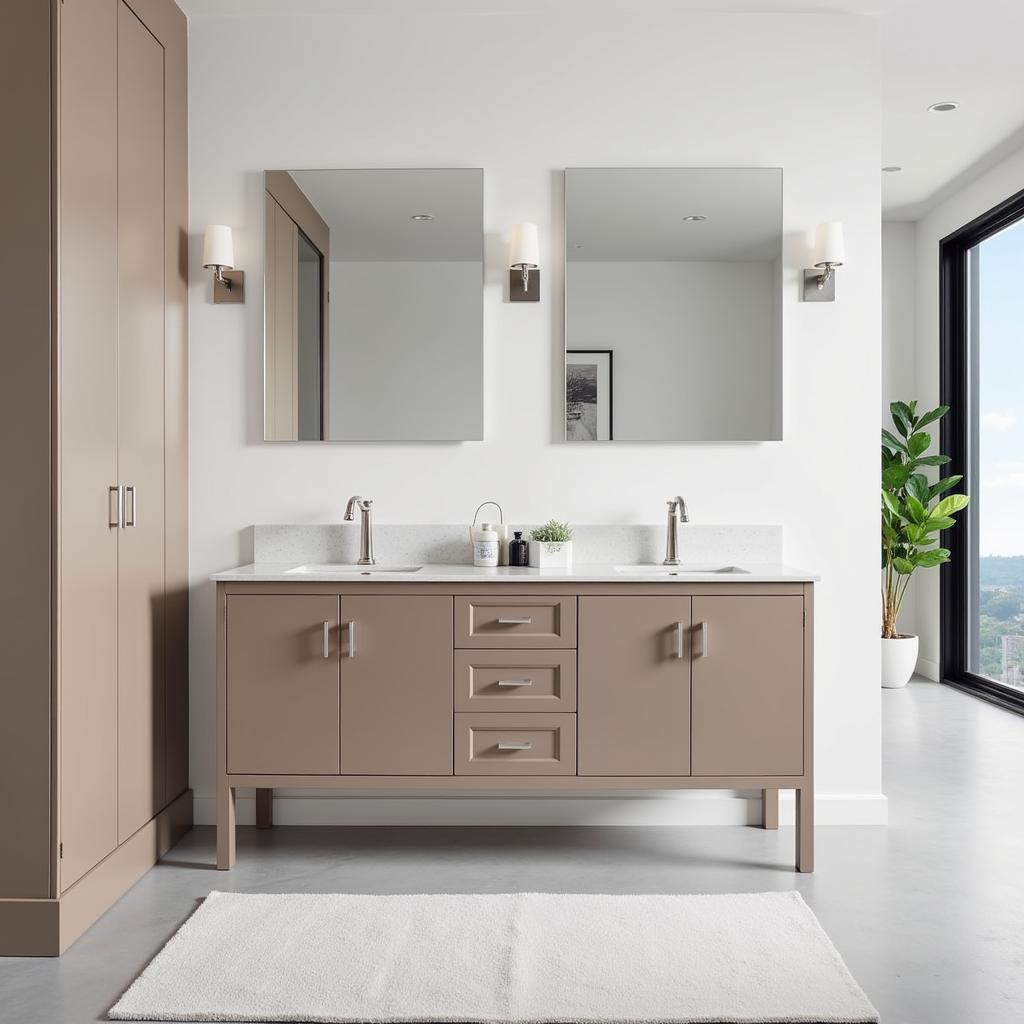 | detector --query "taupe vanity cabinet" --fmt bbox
[0,0,189,956]
[216,582,814,874]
